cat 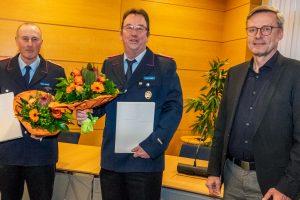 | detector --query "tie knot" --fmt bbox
[125,59,136,82]
[25,65,31,72]
[126,59,136,66]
